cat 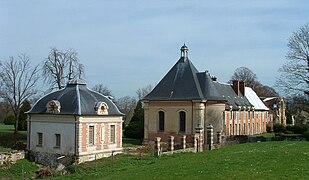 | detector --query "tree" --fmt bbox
[229,67,278,97]
[42,48,84,90]
[92,84,113,96]
[115,96,137,125]
[123,100,144,139]
[136,84,152,100]
[254,82,278,97]
[18,100,31,131]
[277,23,309,96]
[229,67,258,88]
[0,55,39,133]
